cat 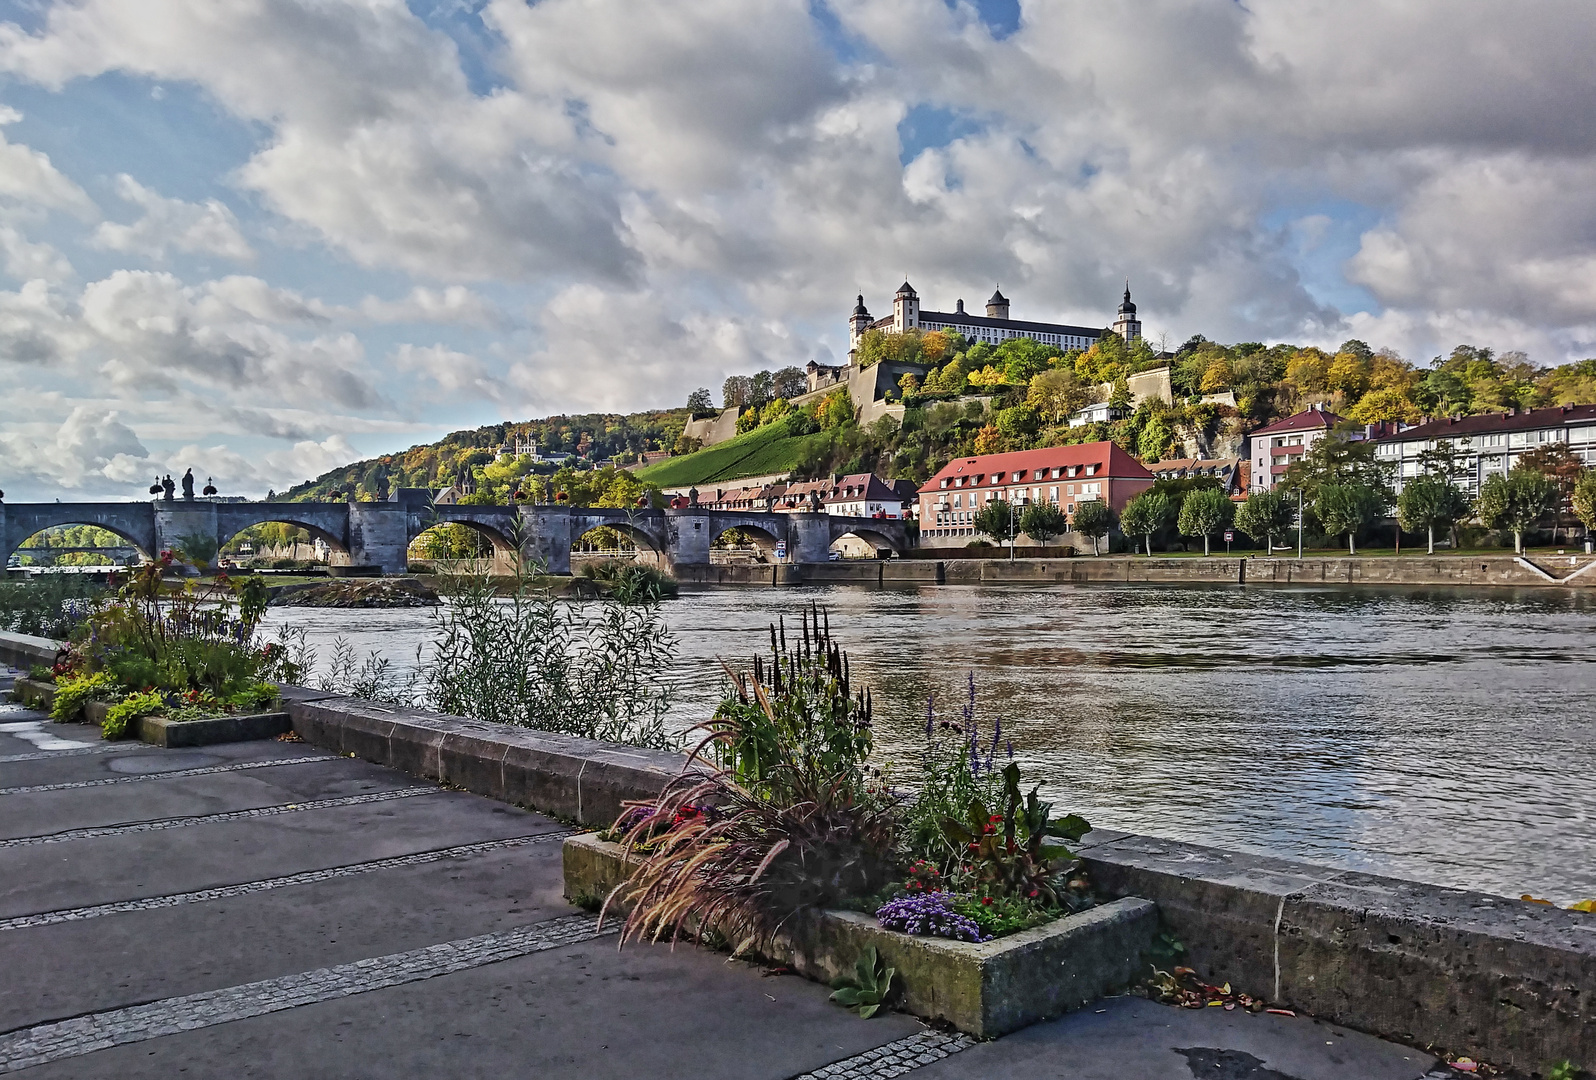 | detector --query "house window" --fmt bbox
[1049,486,1059,502]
